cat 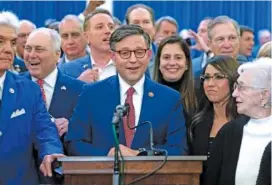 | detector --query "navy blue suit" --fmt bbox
[65,75,187,156]
[0,71,63,185]
[24,70,85,119]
